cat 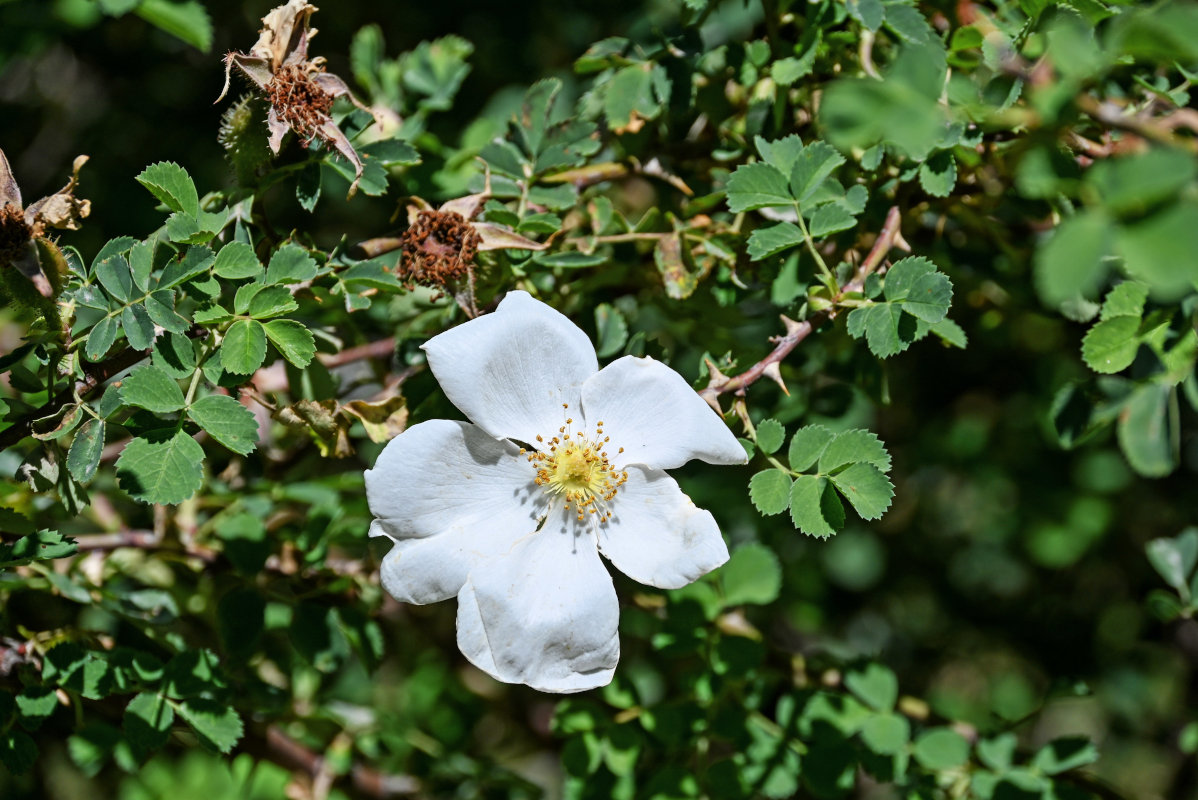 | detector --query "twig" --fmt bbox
[698,206,906,409]
[253,725,421,799]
